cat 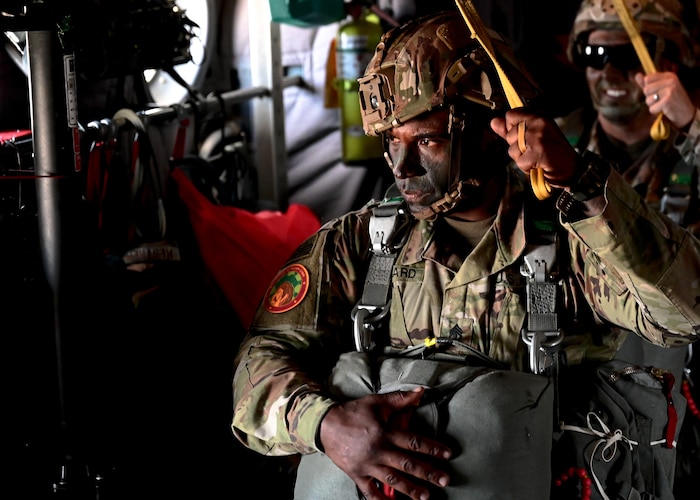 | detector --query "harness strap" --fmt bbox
[352,196,409,351]
[354,187,564,377]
